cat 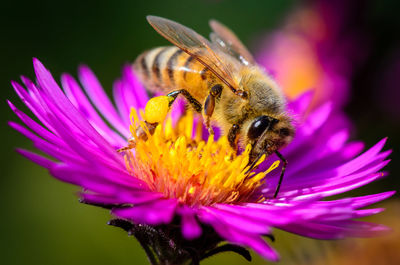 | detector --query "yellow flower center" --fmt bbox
[124,108,279,207]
